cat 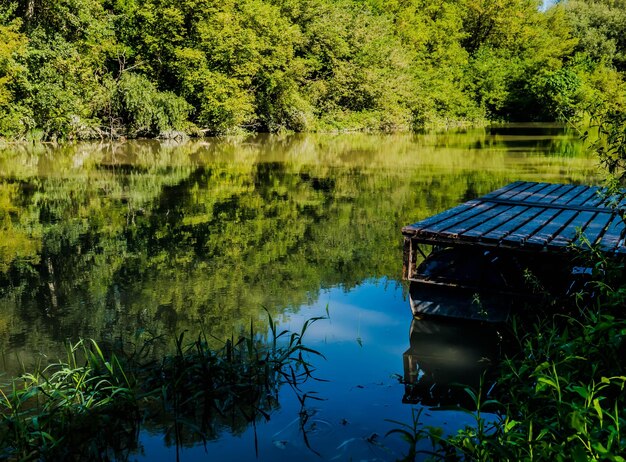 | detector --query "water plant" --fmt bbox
[0,313,326,460]
[390,293,626,461]
[0,339,138,460]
